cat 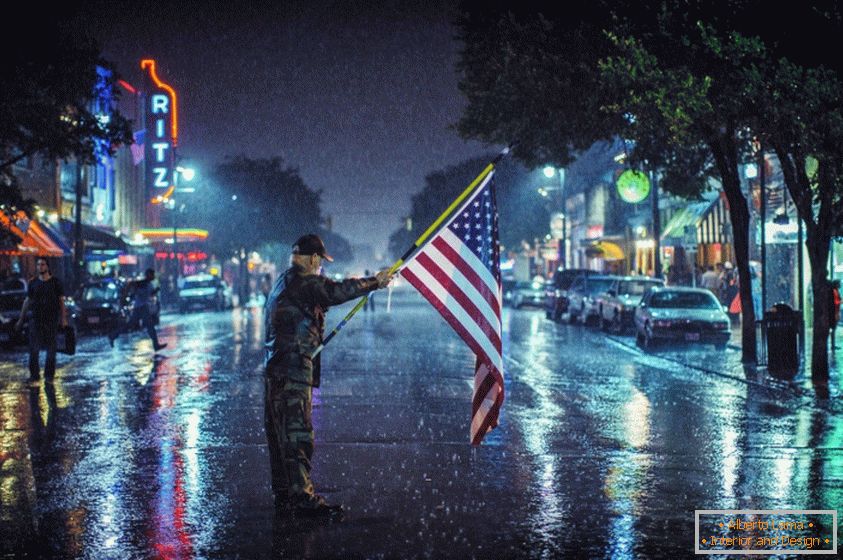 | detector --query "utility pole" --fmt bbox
[759,145,767,315]
[558,168,567,269]
[650,170,661,279]
[74,160,84,290]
